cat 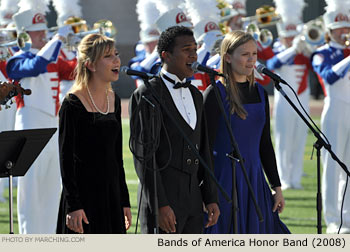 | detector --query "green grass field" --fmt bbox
[0,118,326,234]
